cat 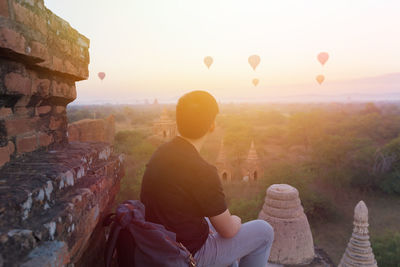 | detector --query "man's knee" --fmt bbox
[253,220,274,244]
